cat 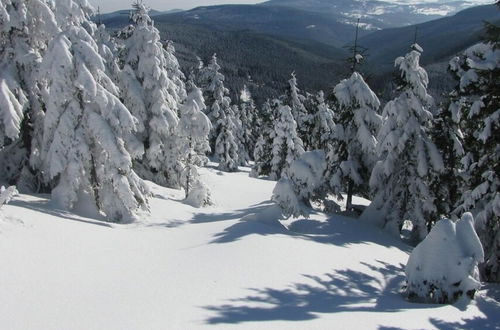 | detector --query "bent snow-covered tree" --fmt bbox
[331,71,382,210]
[367,44,444,243]
[40,2,148,222]
[405,213,484,303]
[117,2,183,187]
[450,18,500,282]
